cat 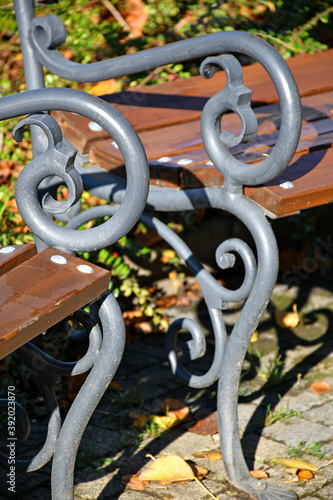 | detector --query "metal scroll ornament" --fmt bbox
[0,88,150,253]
